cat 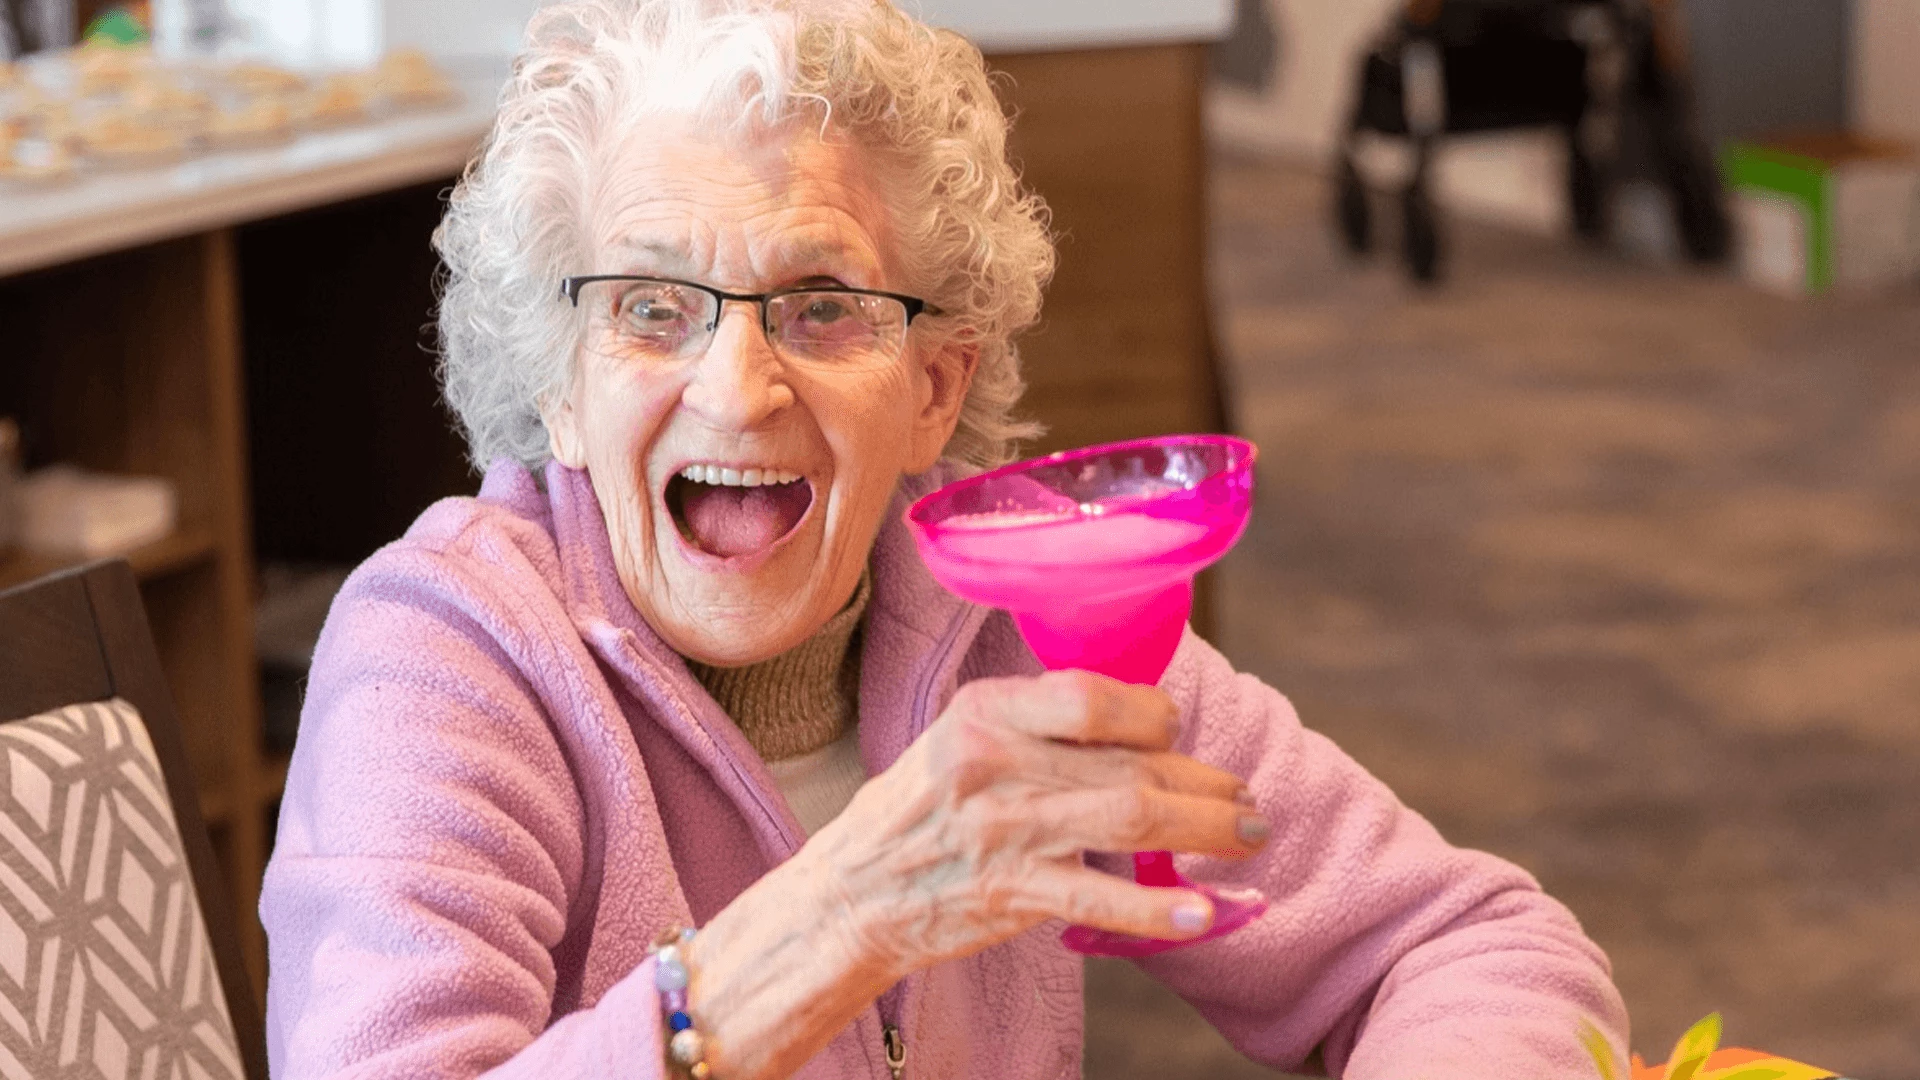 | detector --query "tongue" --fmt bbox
[680,480,811,558]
